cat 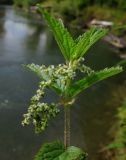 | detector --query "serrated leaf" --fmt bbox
[34,142,87,160]
[72,27,108,60]
[34,141,65,160]
[37,5,75,61]
[58,146,86,160]
[67,66,122,97]
[37,7,107,61]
